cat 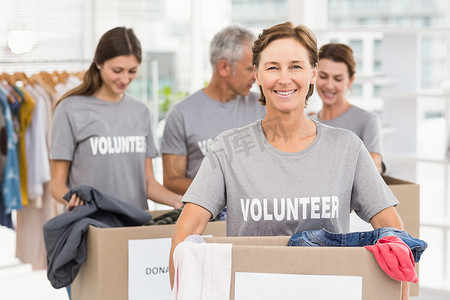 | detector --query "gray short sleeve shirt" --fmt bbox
[183,120,398,236]
[160,90,266,178]
[50,94,158,209]
[310,105,382,154]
